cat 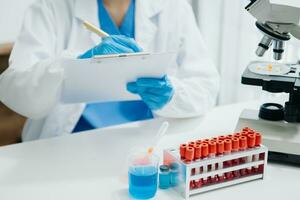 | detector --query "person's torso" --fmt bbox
[23,0,184,141]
